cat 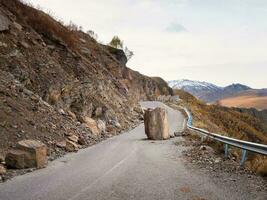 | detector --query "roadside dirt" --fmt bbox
[178,133,267,199]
